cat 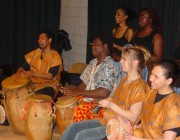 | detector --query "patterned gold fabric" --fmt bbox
[25,48,62,91]
[141,90,180,139]
[72,56,120,122]
[100,75,148,125]
[73,96,104,122]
